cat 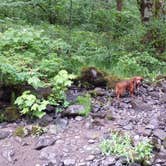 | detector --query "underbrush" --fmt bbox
[0,19,166,119]
[100,132,153,164]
